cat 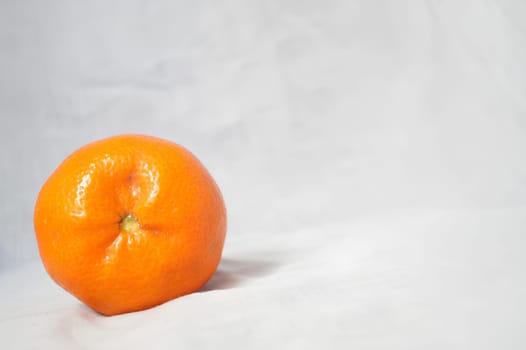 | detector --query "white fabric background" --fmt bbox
[1,1,525,348]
